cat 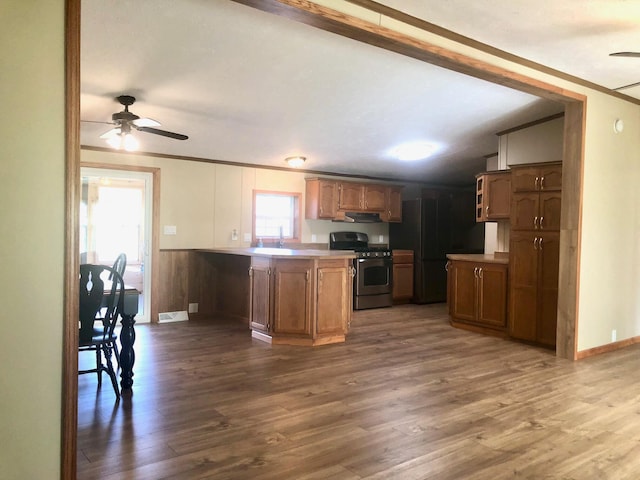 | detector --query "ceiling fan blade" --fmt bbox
[132,117,161,127]
[135,126,188,140]
[610,52,640,58]
[614,80,640,91]
[99,127,121,139]
[82,119,116,125]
